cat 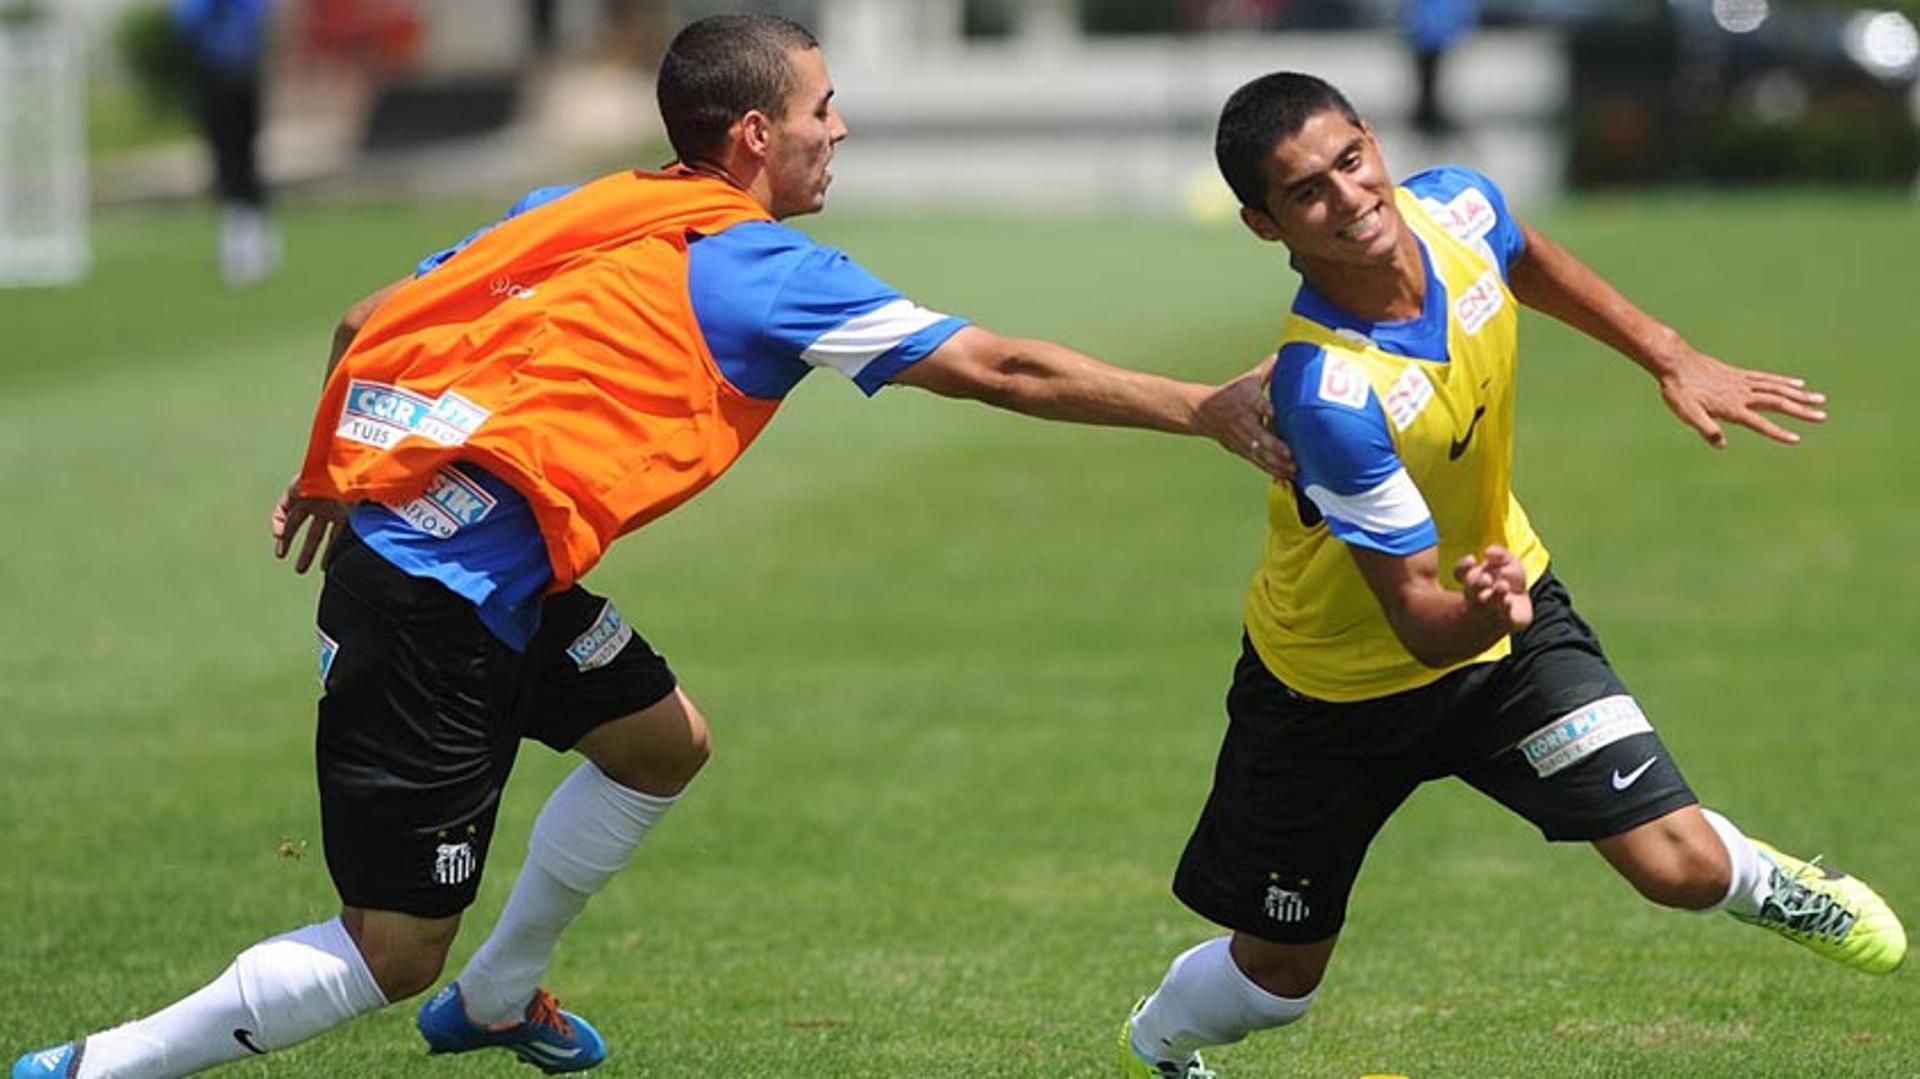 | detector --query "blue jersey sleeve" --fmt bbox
[1403,166,1525,281]
[1272,344,1438,554]
[688,222,968,399]
[414,184,582,277]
